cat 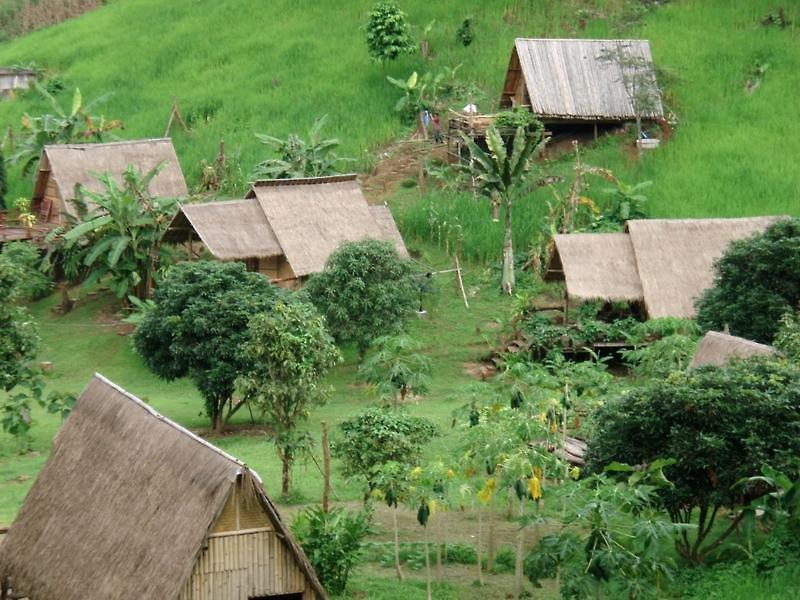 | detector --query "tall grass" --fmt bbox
[0,0,642,203]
